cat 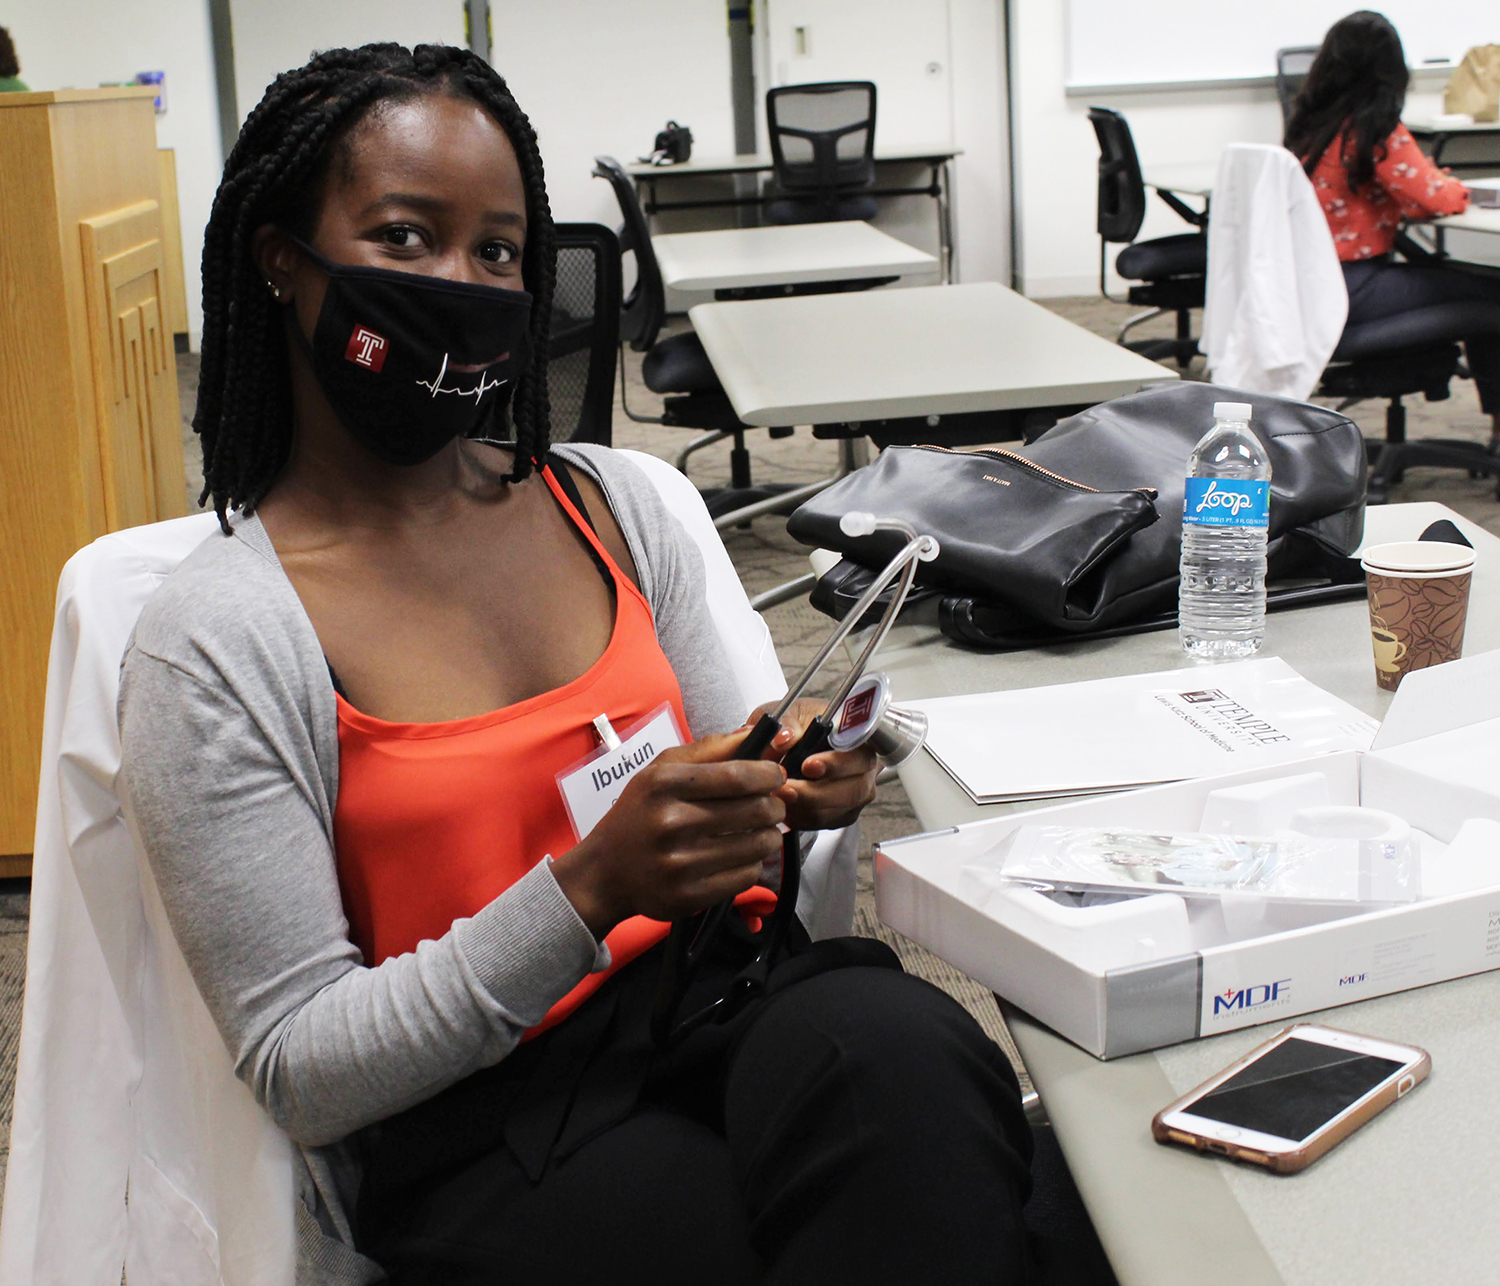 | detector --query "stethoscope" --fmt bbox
[651,513,940,1045]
